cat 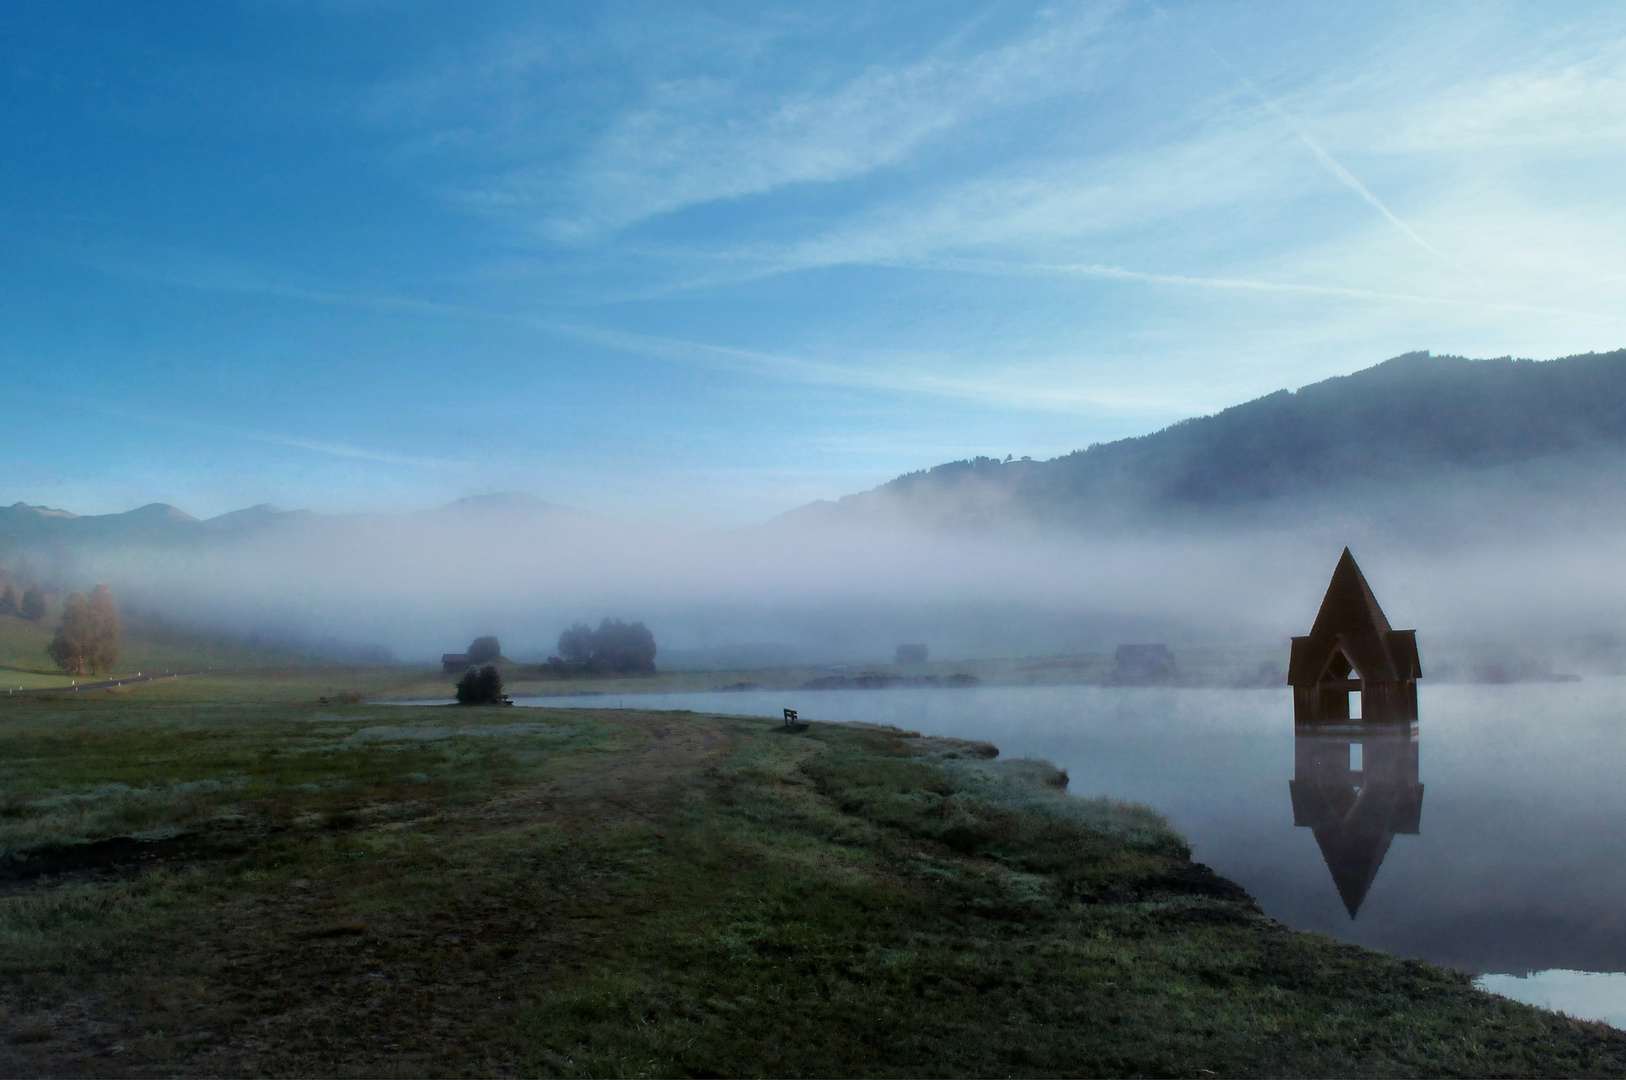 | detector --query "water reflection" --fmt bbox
[1290,723,1423,917]
[1477,970,1626,1029]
